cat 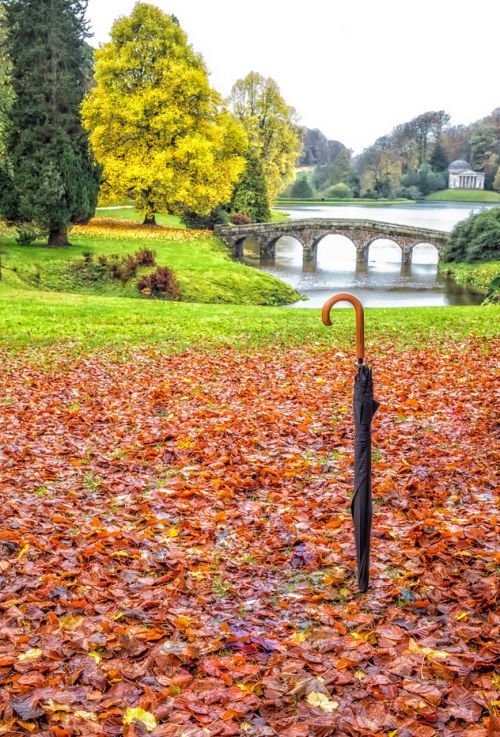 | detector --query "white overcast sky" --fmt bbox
[86,0,500,153]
